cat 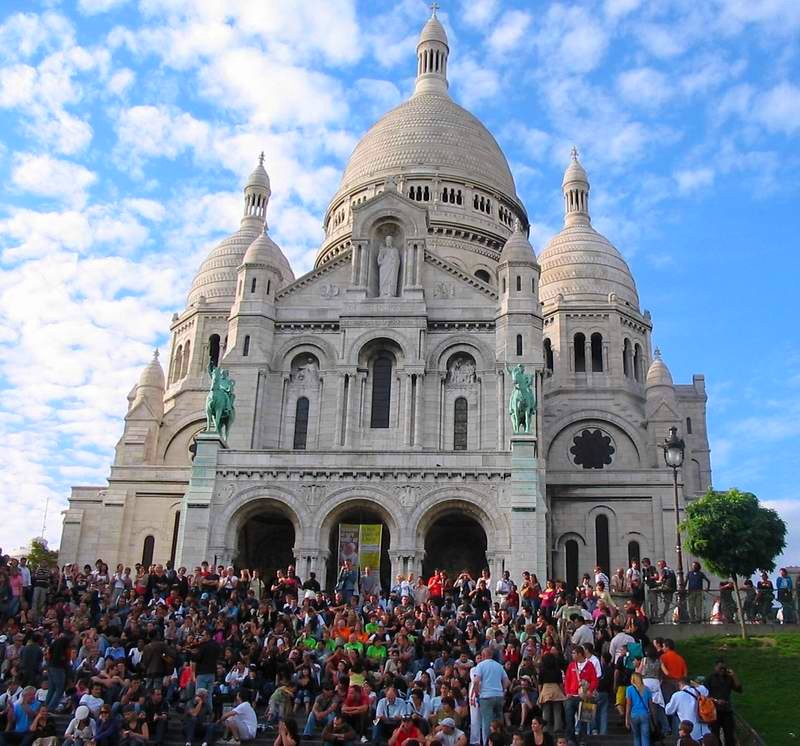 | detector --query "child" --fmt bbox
[677,720,701,746]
